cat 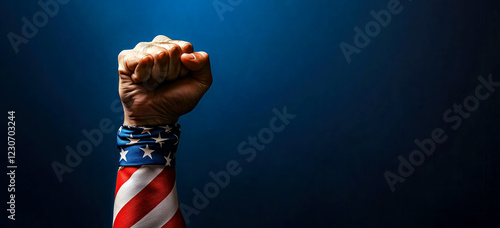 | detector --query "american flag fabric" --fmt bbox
[113,124,186,228]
